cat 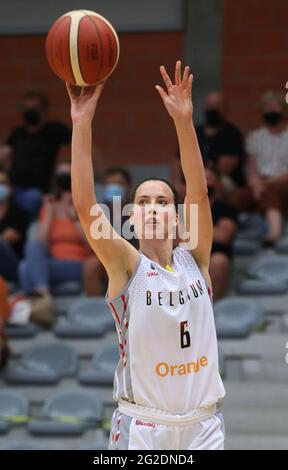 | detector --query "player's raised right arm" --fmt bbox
[66,82,138,276]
